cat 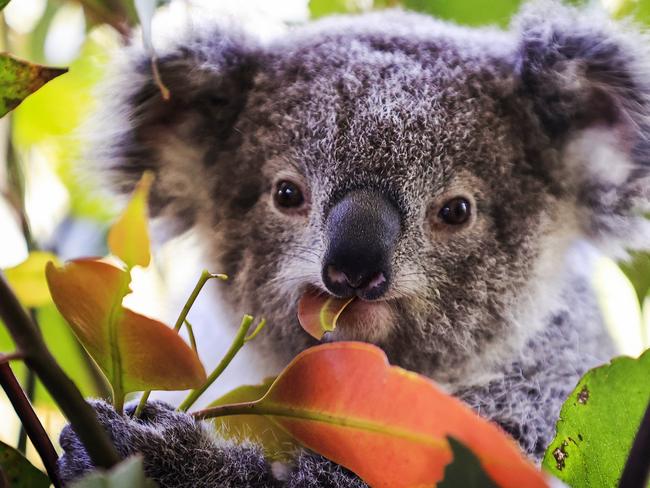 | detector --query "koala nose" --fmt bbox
[322,190,401,300]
